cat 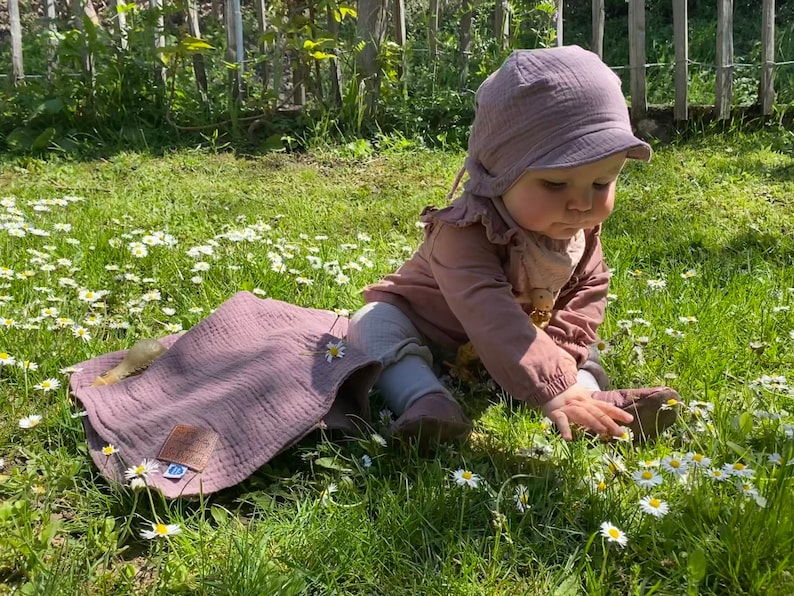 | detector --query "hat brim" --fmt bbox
[527,127,651,171]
